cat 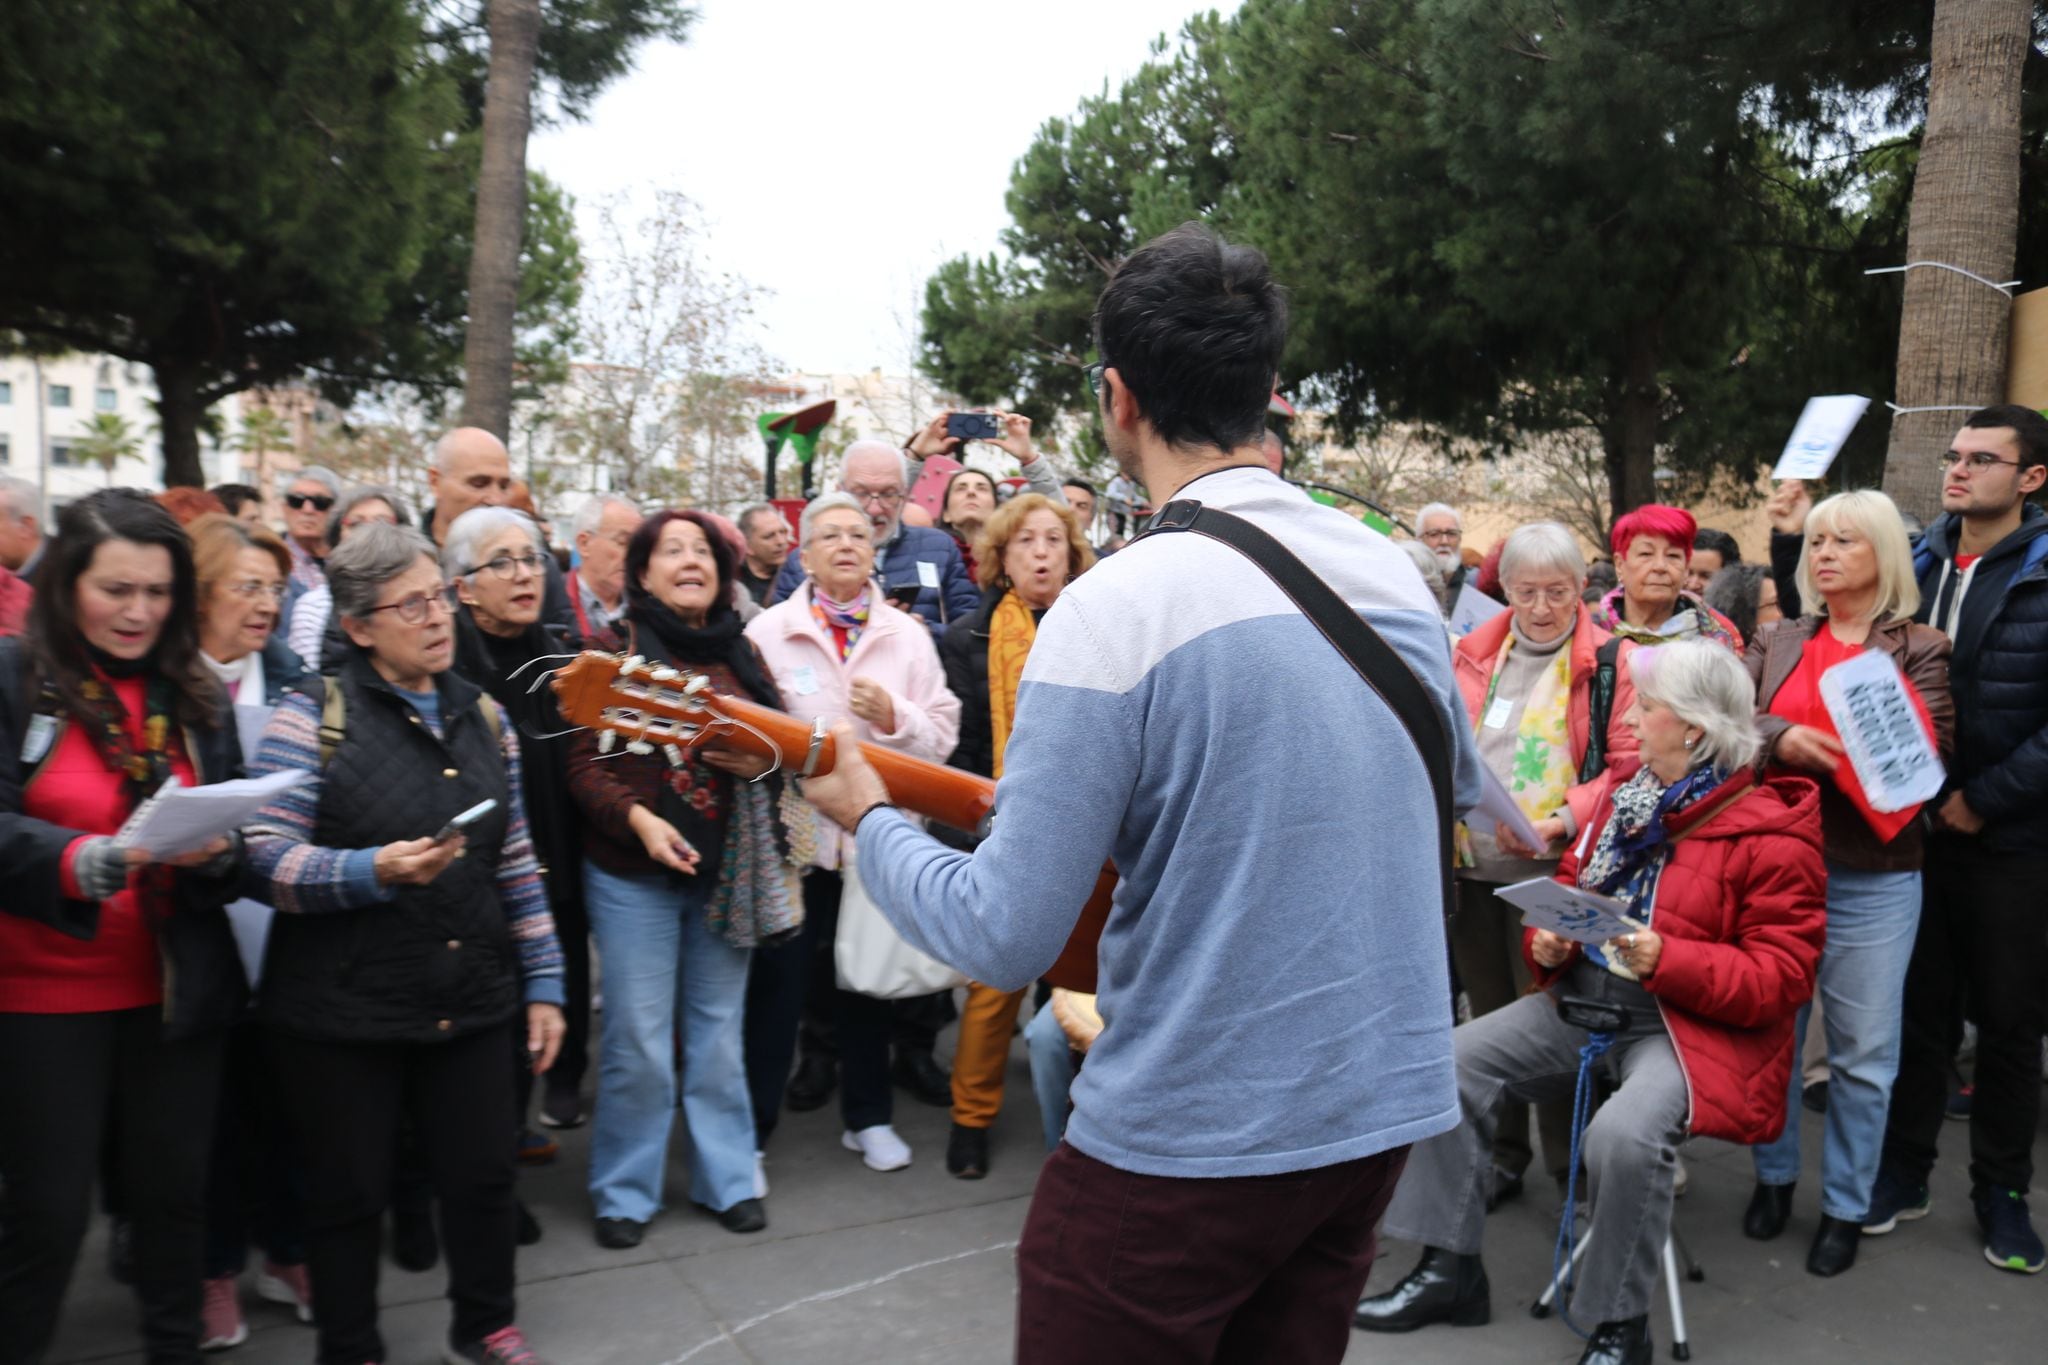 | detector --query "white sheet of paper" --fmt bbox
[1819,649,1946,812]
[224,898,274,988]
[114,768,309,857]
[916,560,941,589]
[1472,761,1547,853]
[1772,395,1871,481]
[1449,583,1508,639]
[1495,877,1643,945]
